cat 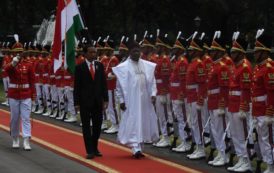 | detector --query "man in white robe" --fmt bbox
[113,42,159,158]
